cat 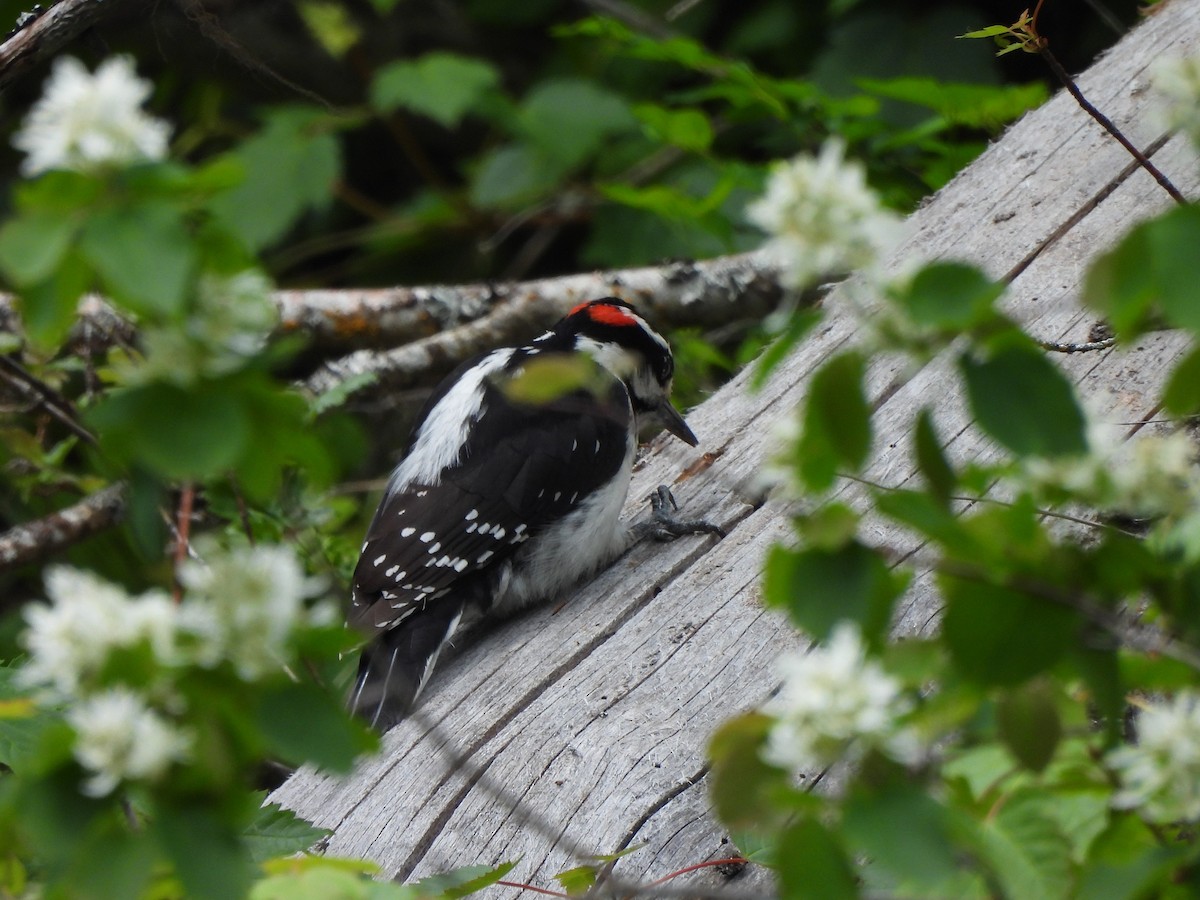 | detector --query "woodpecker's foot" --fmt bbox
[633,485,725,542]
